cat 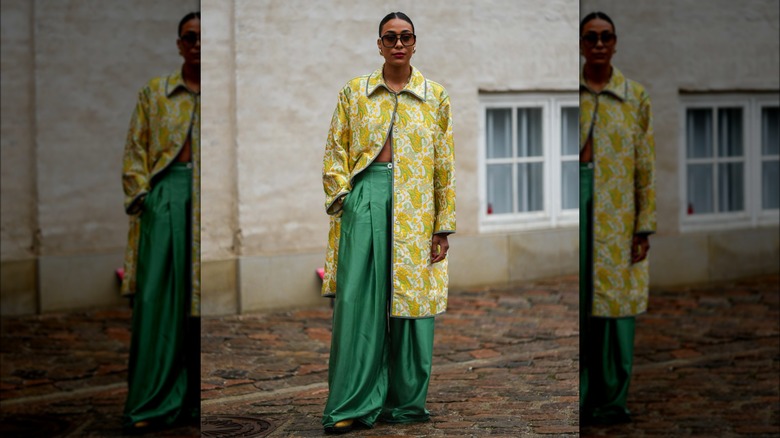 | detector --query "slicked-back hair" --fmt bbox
[580,11,615,35]
[378,11,414,36]
[178,11,200,37]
